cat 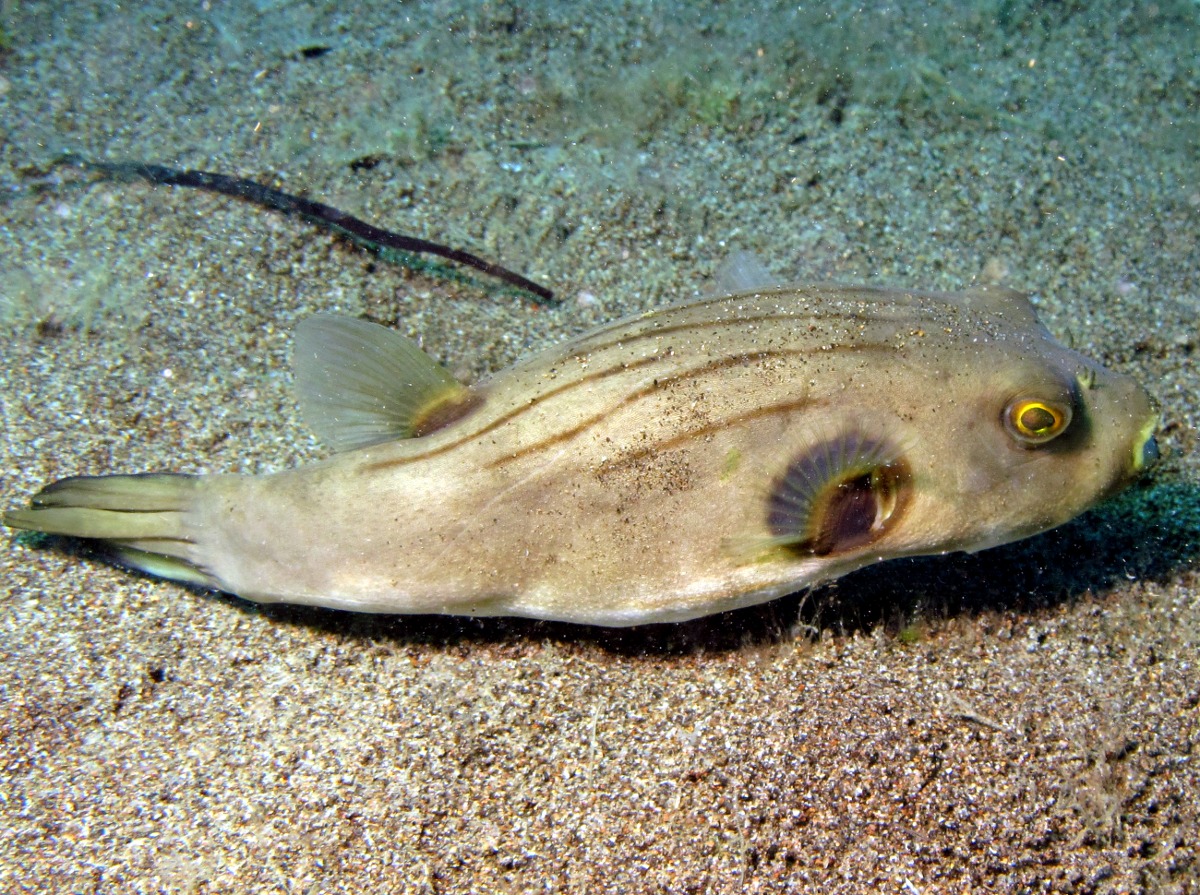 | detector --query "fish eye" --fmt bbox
[1004,398,1071,445]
